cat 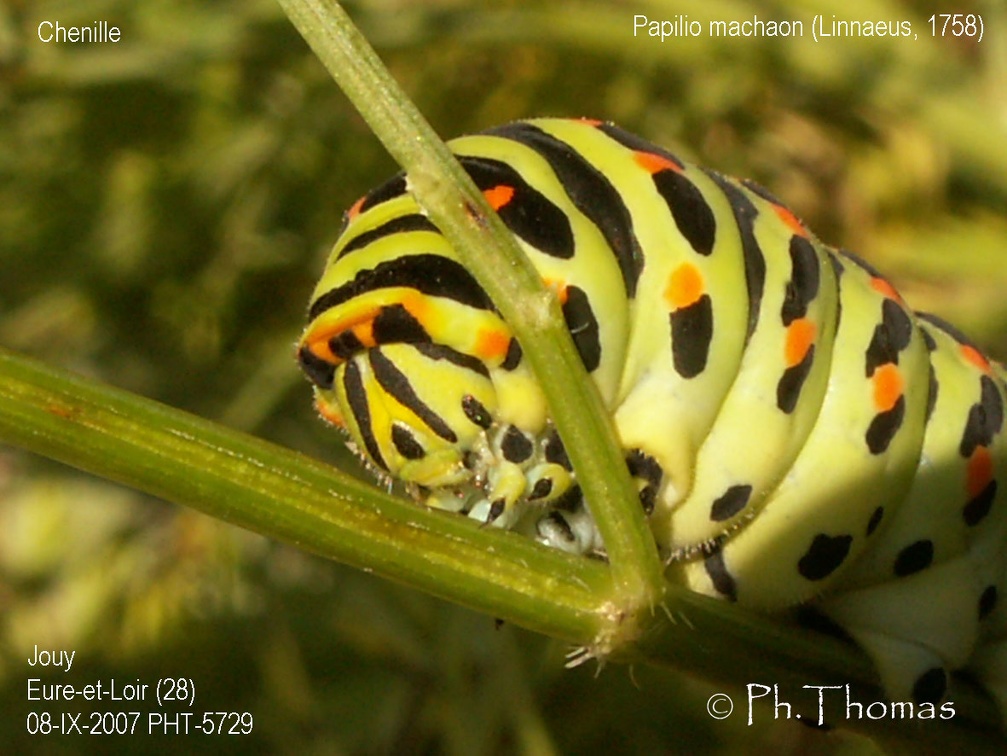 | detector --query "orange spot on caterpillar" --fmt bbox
[785,318,817,368]
[634,151,681,175]
[346,196,366,221]
[869,276,903,304]
[772,204,808,237]
[665,264,704,308]
[396,291,436,335]
[351,320,376,349]
[307,339,338,365]
[305,307,383,364]
[314,395,346,427]
[967,446,994,498]
[961,344,991,373]
[475,328,511,361]
[483,185,515,211]
[579,117,603,126]
[543,278,569,305]
[872,363,904,413]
